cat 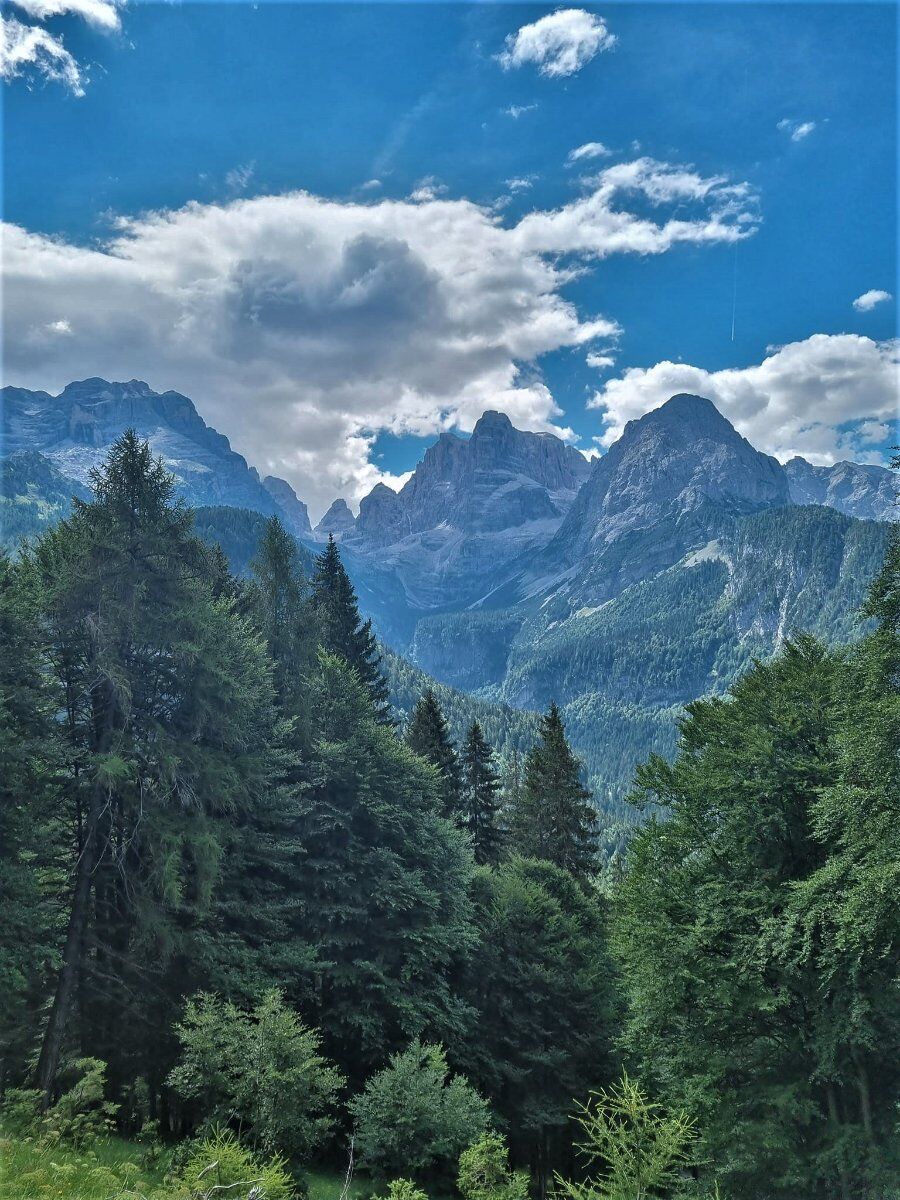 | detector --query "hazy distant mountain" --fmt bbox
[785,456,896,521]
[336,409,591,609]
[0,378,305,533]
[315,498,357,539]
